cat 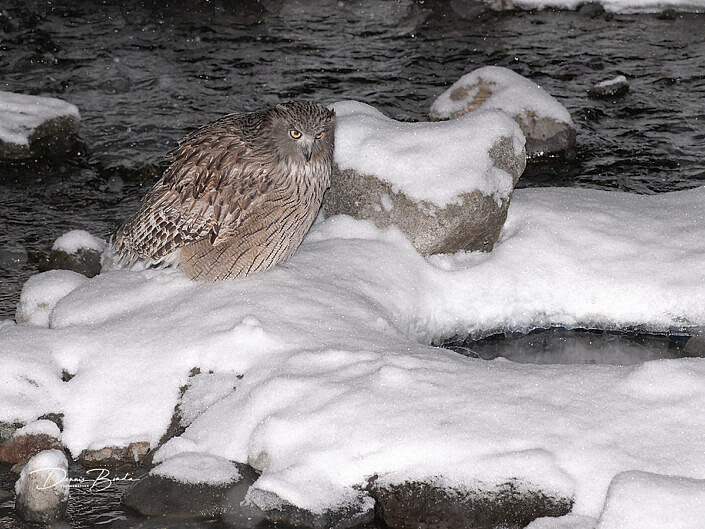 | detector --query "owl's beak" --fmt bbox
[303,146,313,162]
